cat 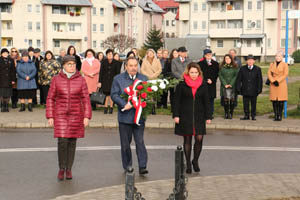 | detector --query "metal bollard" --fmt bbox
[125,167,135,200]
[174,146,185,200]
